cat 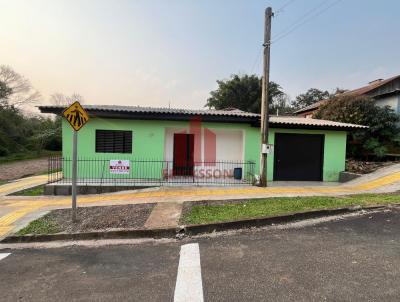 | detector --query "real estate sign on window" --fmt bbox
[109,160,130,174]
